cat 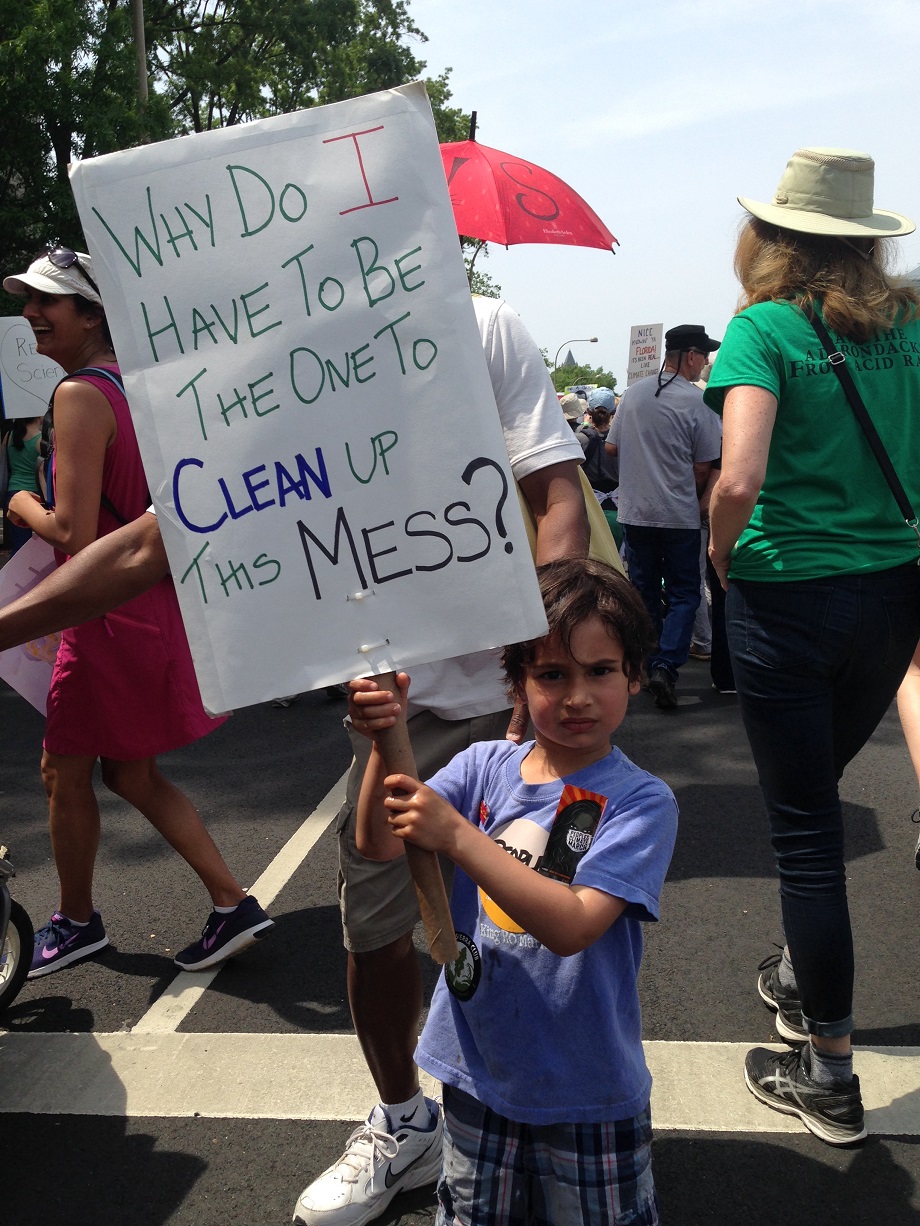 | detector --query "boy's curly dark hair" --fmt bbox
[502,559,656,690]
